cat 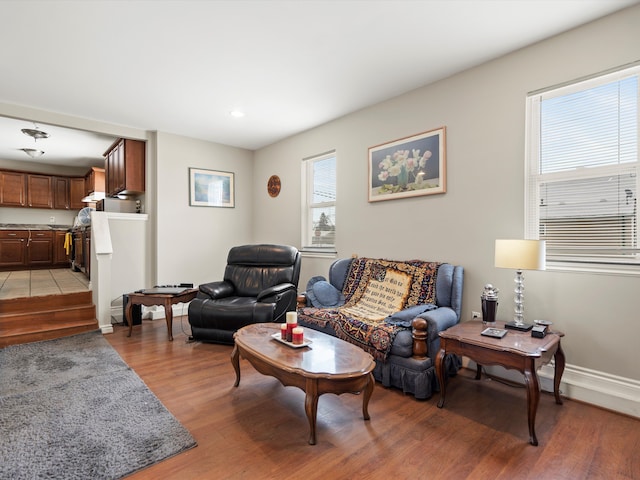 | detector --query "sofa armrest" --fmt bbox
[257,283,296,303]
[414,307,459,359]
[199,280,235,300]
[297,292,309,308]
